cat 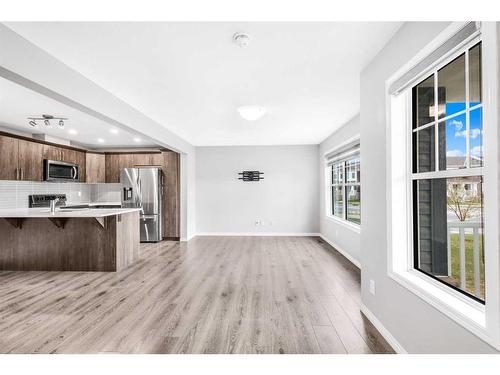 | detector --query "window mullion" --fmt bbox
[434,71,439,172]
[465,48,471,168]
